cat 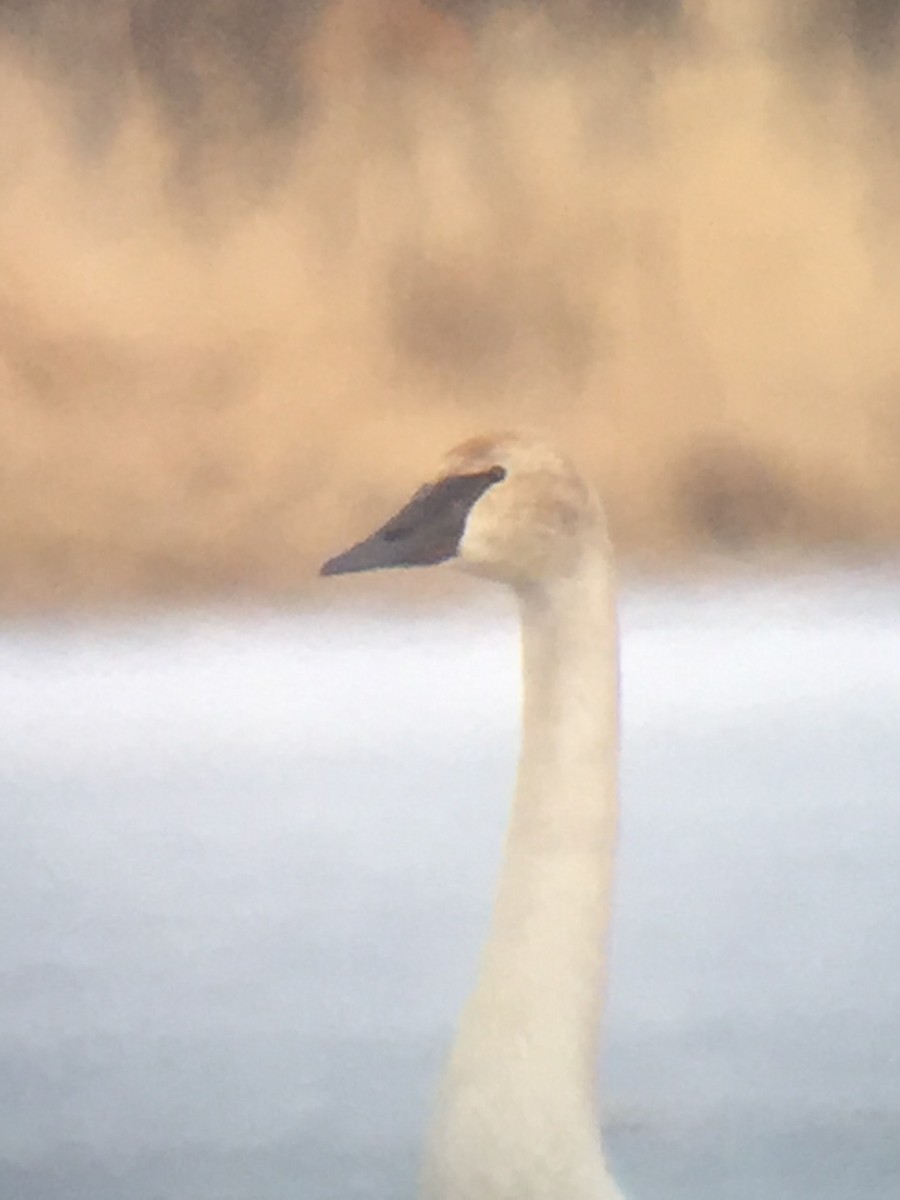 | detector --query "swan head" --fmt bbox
[321,432,603,588]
